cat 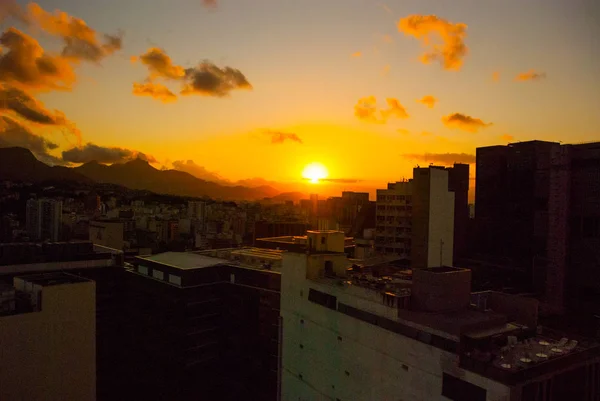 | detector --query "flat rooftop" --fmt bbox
[16,272,90,286]
[138,252,229,270]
